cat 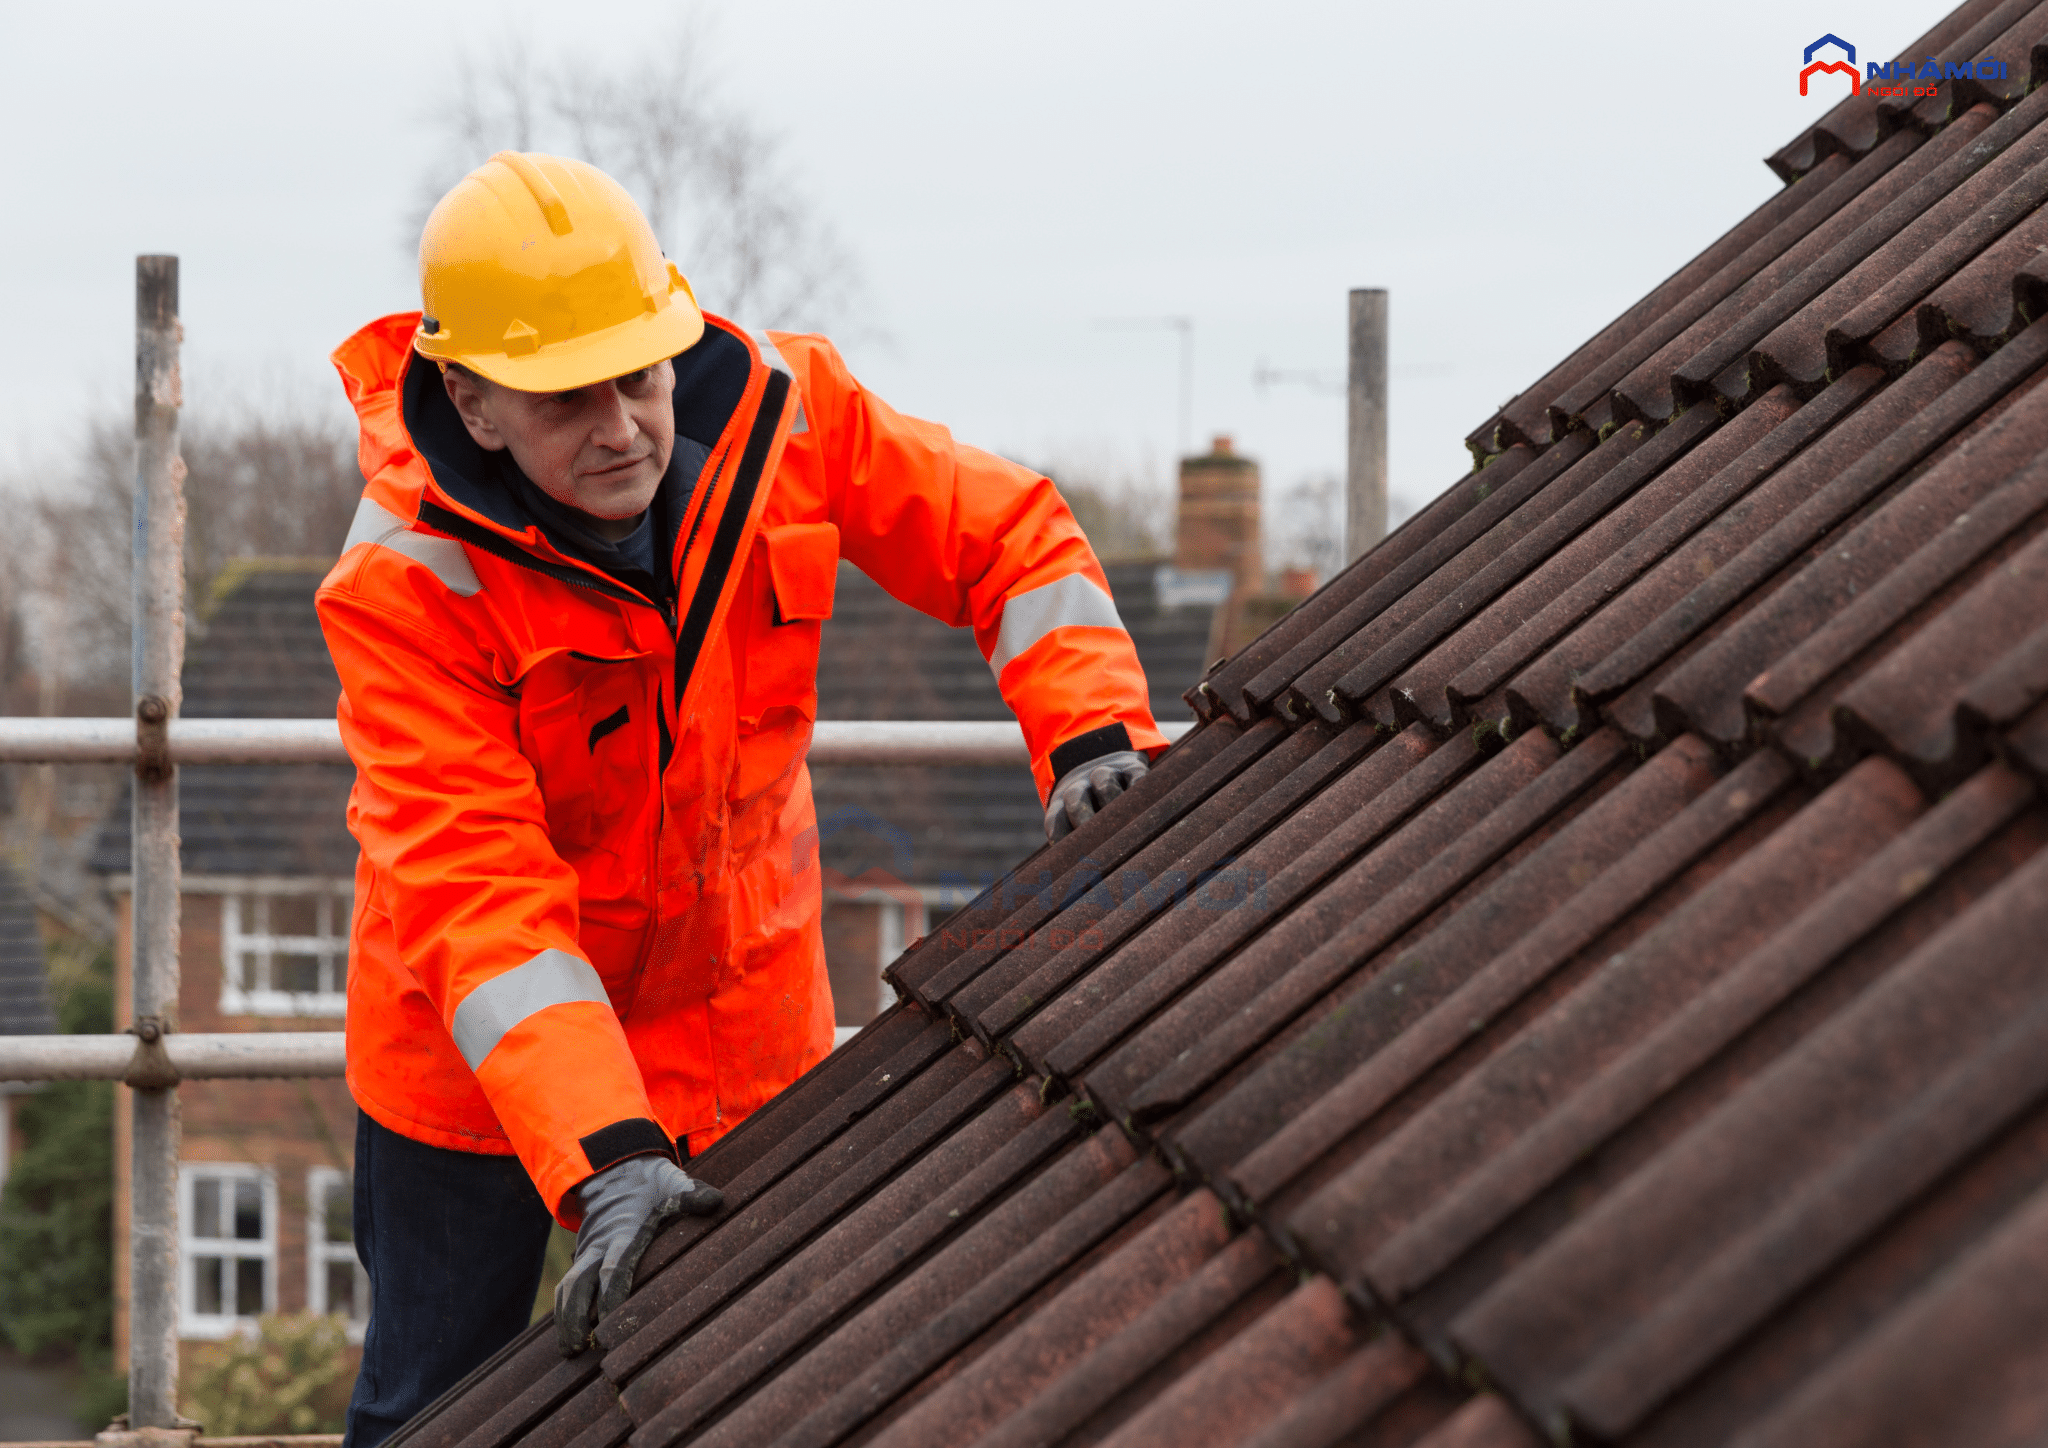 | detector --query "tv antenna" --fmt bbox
[1252,359,1345,396]
[1097,315,1194,454]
